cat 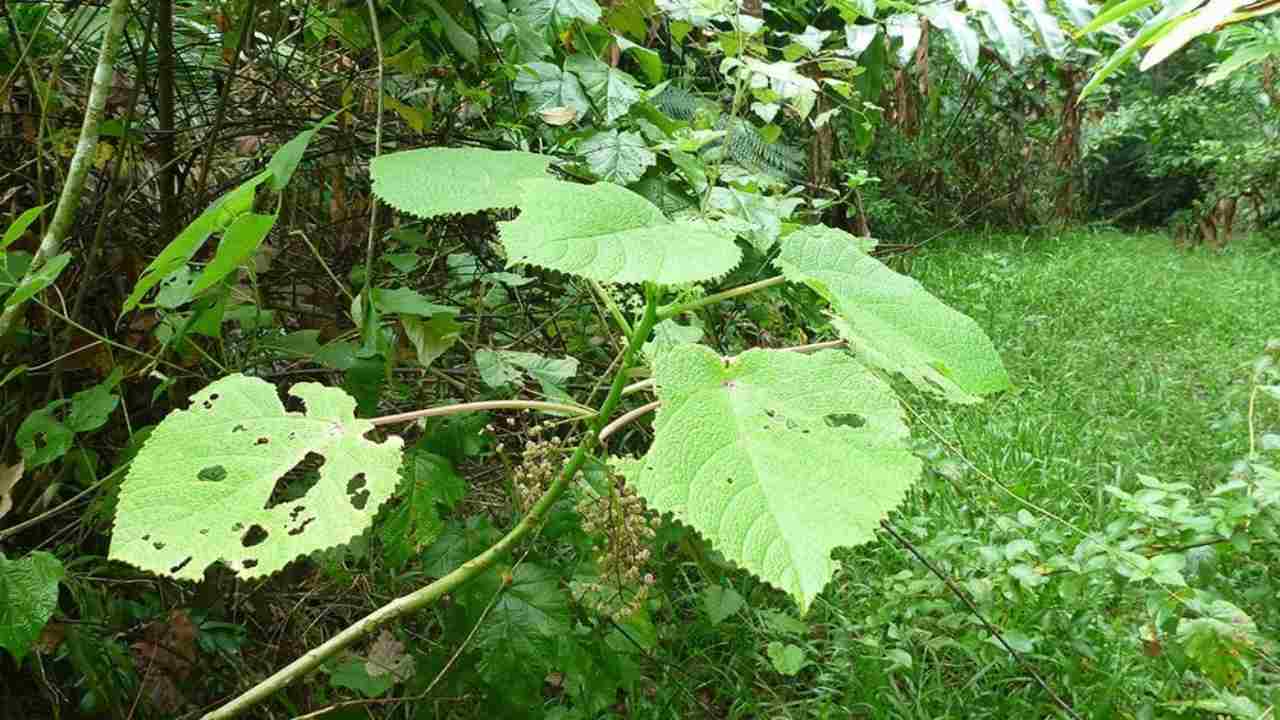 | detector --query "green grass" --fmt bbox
[640,231,1280,719]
